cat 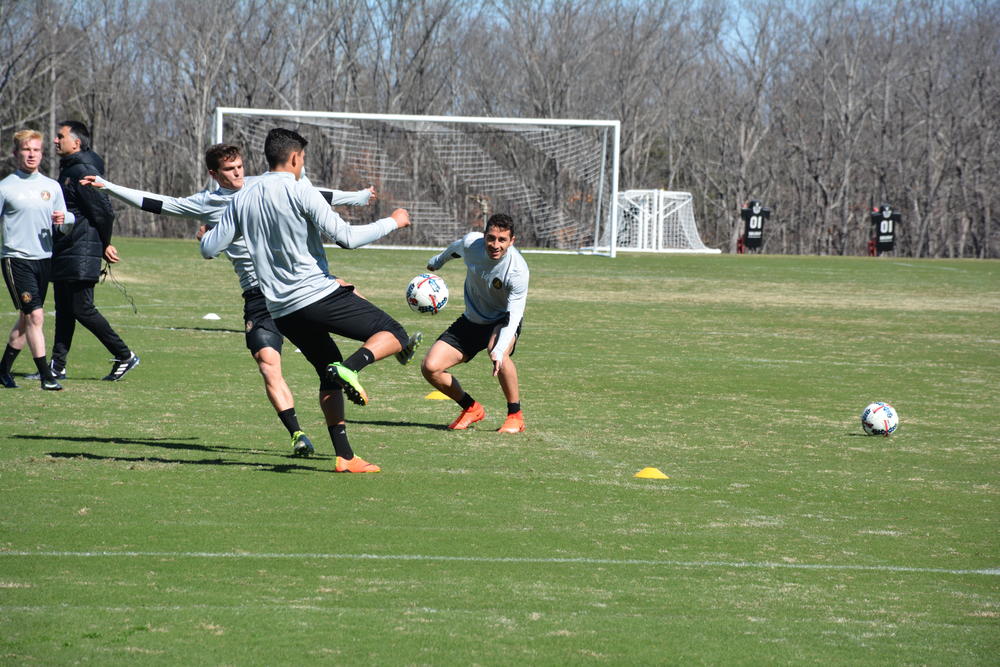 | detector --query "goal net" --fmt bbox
[616,190,719,253]
[215,108,621,256]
